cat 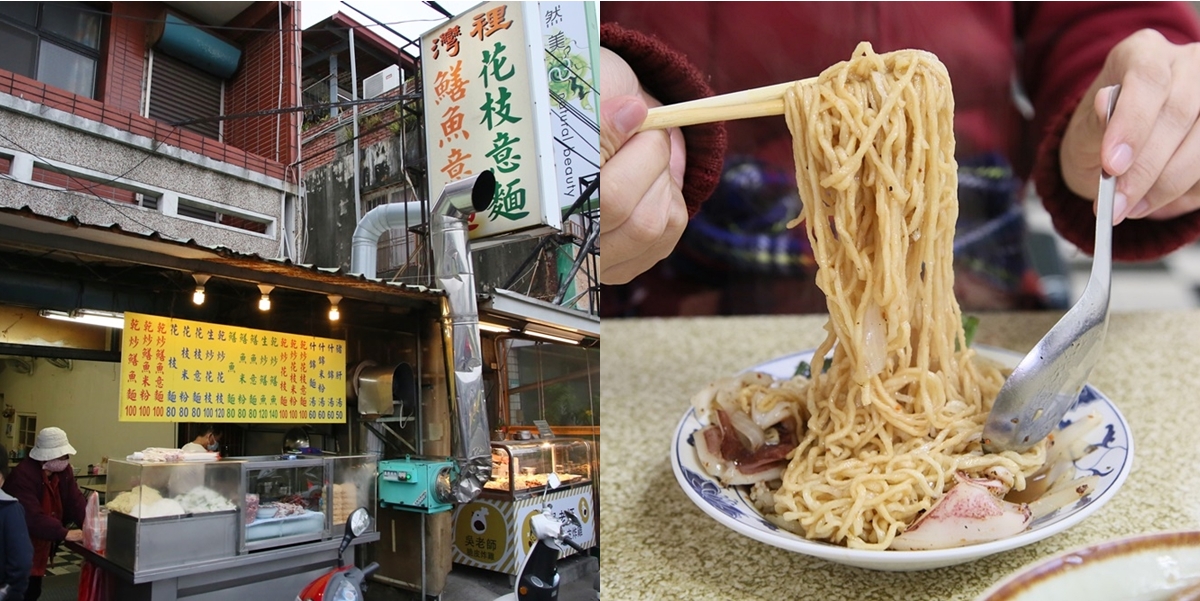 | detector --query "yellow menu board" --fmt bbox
[118,312,346,423]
